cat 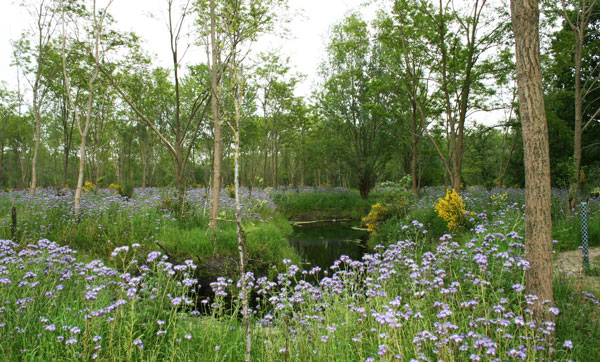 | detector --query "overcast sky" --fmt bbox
[0,0,382,97]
